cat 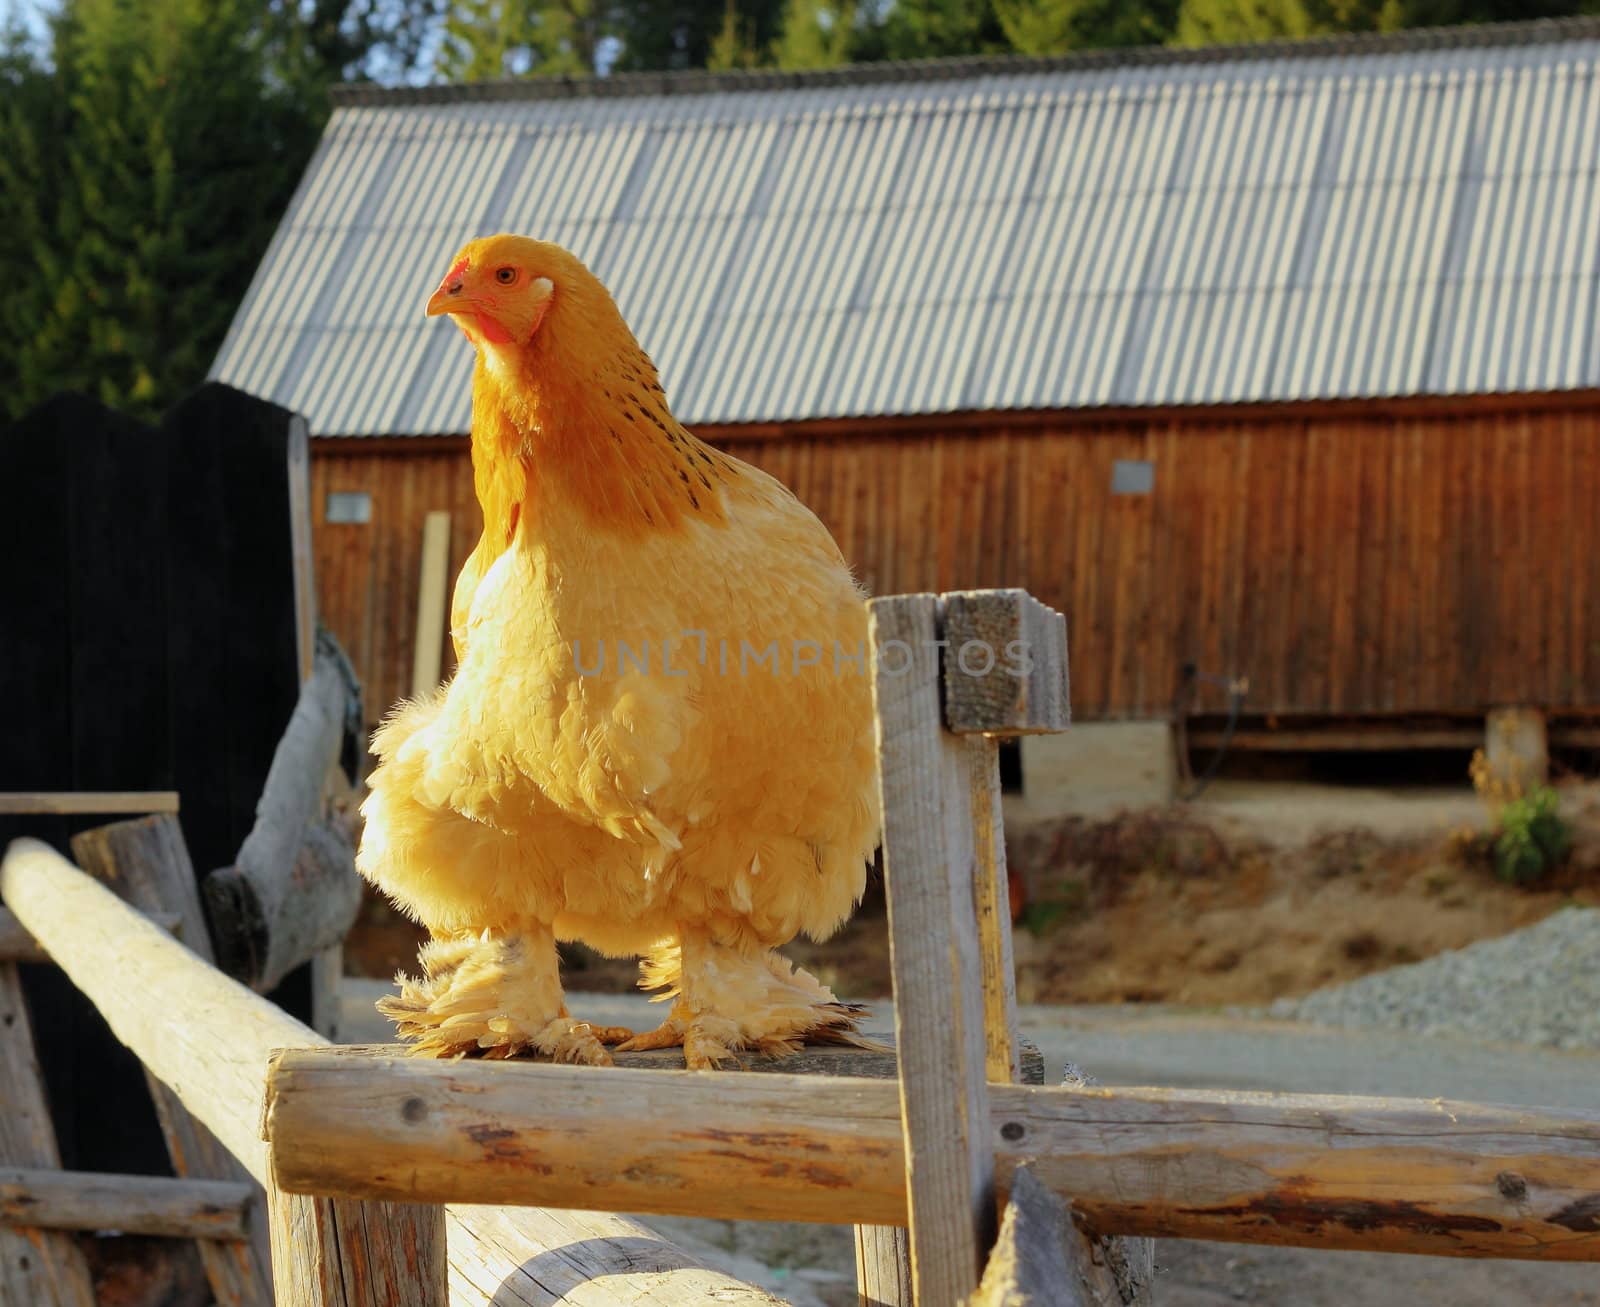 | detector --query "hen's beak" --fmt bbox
[426,277,466,317]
